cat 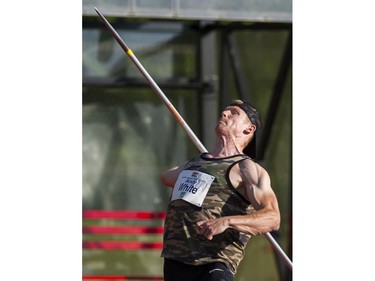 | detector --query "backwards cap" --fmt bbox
[229,99,262,159]
[229,99,262,129]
